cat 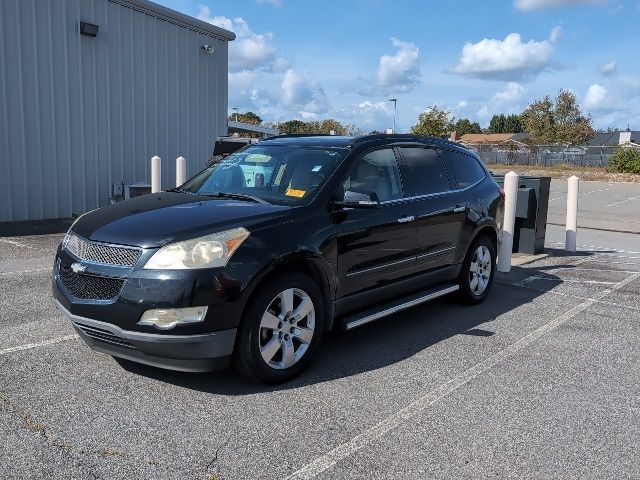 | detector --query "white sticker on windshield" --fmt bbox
[312,165,322,172]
